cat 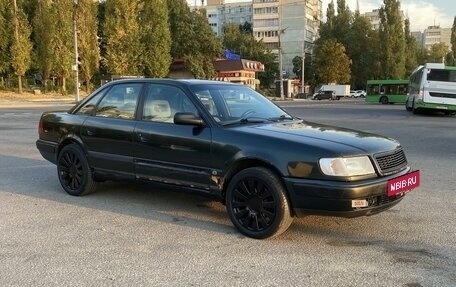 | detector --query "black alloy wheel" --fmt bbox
[226,167,293,239]
[57,144,97,196]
